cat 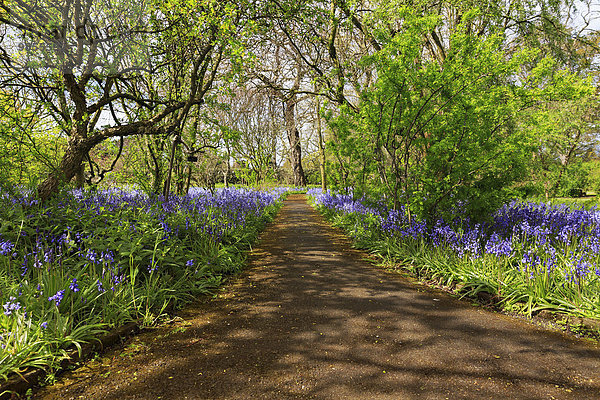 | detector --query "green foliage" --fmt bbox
[0,187,286,381]
[585,161,600,195]
[556,162,589,197]
[0,93,65,188]
[327,8,590,221]
[519,94,598,199]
